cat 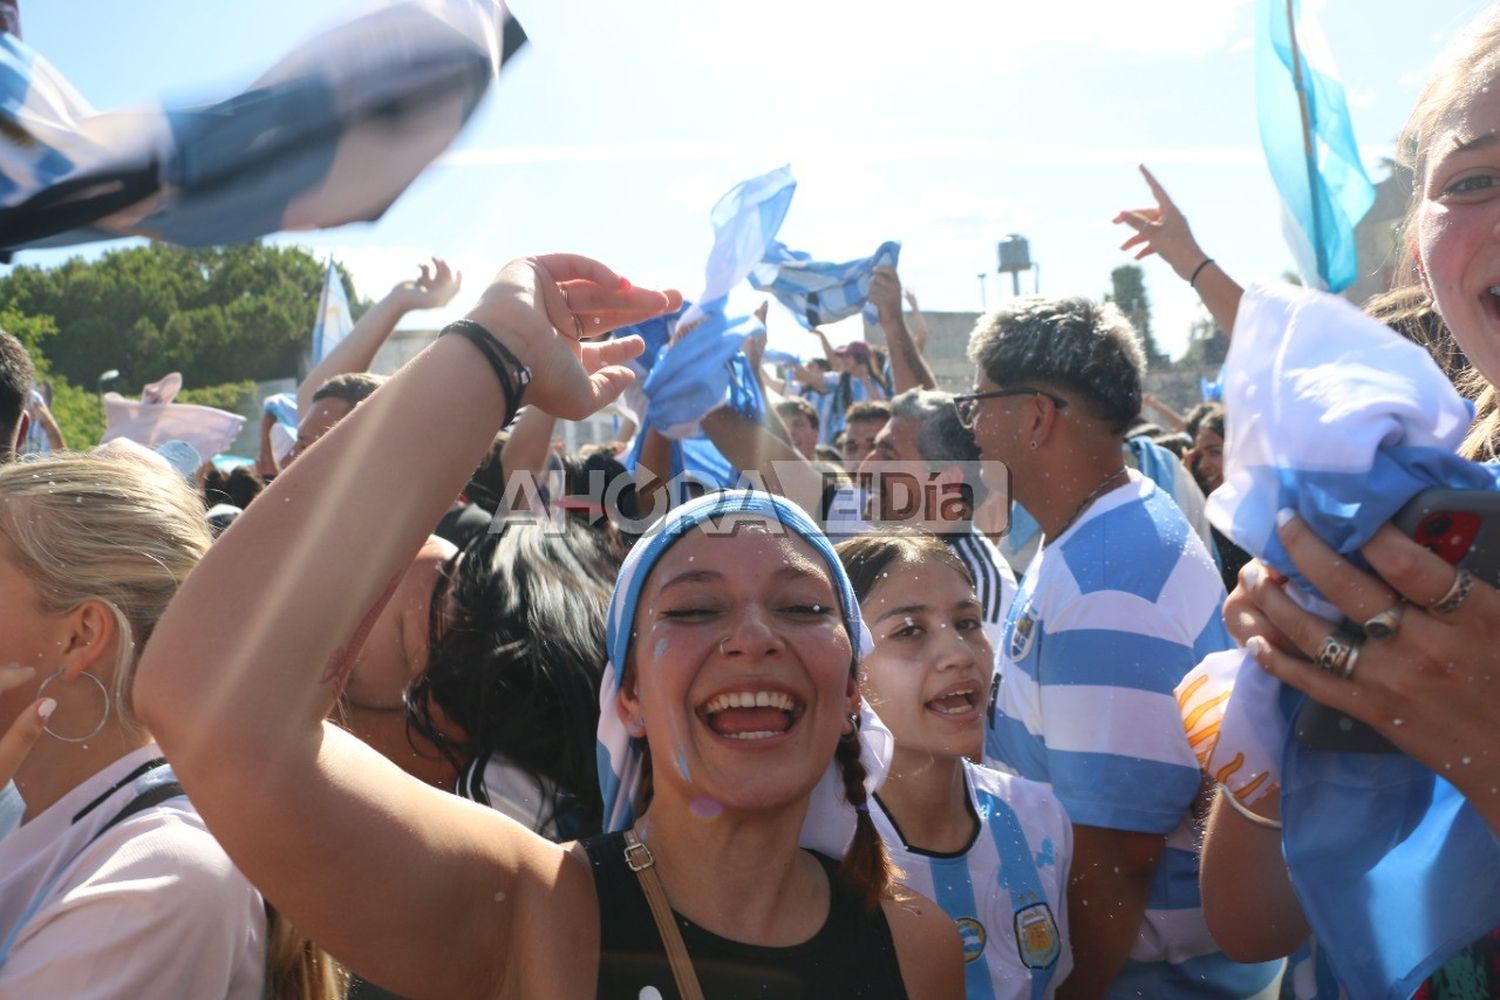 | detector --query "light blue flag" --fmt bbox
[641,311,765,438]
[749,239,901,329]
[1254,0,1375,292]
[1200,365,1225,402]
[310,261,354,364]
[0,0,525,253]
[678,165,796,328]
[1208,283,1500,998]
